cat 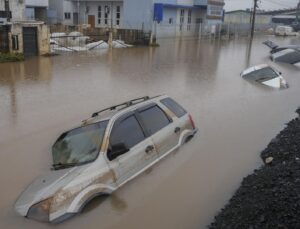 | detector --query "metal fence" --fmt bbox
[49,25,150,45]
[198,23,277,39]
